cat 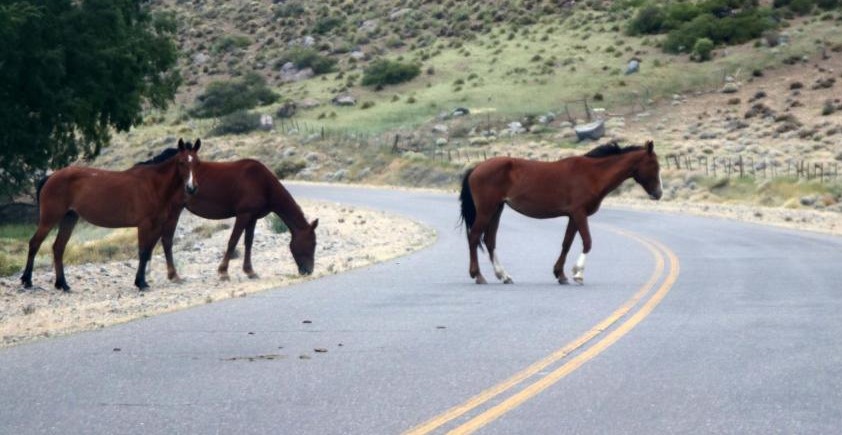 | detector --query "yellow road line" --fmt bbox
[448,236,680,435]
[404,229,667,435]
